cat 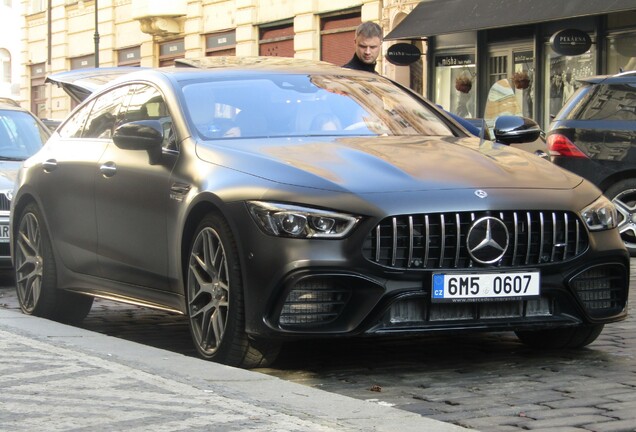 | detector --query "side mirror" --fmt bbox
[493,116,542,145]
[113,120,164,150]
